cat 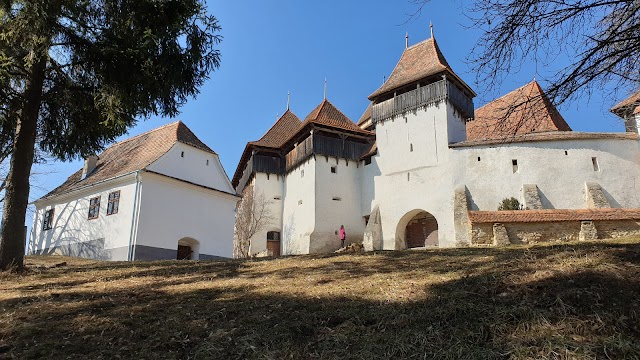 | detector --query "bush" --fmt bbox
[498,197,522,210]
